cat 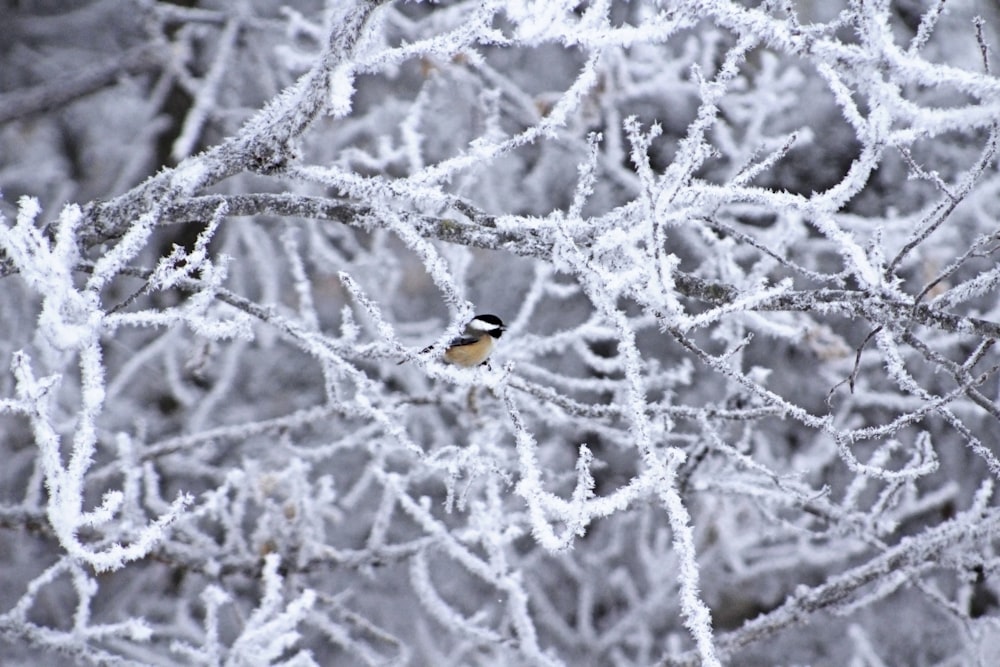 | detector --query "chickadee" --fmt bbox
[444,314,506,367]
[402,314,506,367]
